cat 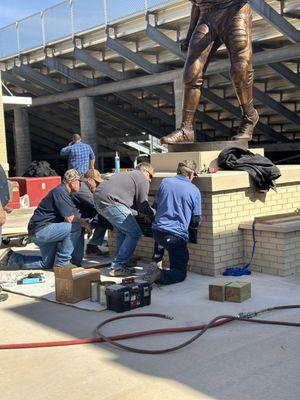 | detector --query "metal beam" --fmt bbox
[117,92,174,126]
[249,0,300,43]
[95,97,163,138]
[44,56,94,87]
[145,24,186,61]
[201,88,289,142]
[13,65,67,92]
[106,37,167,74]
[32,43,300,107]
[73,47,128,81]
[268,62,300,88]
[253,86,300,127]
[2,71,47,96]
